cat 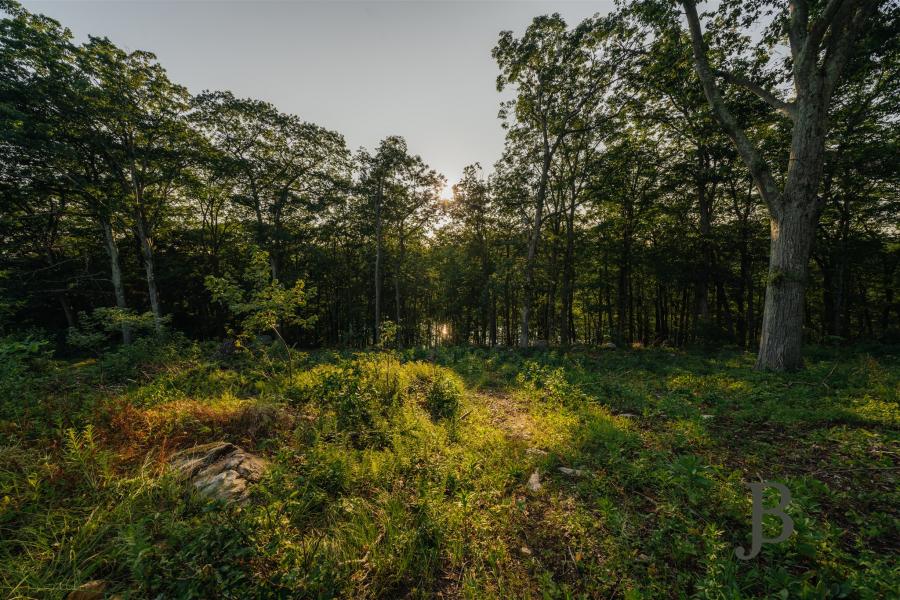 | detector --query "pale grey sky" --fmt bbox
[23,1,616,195]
